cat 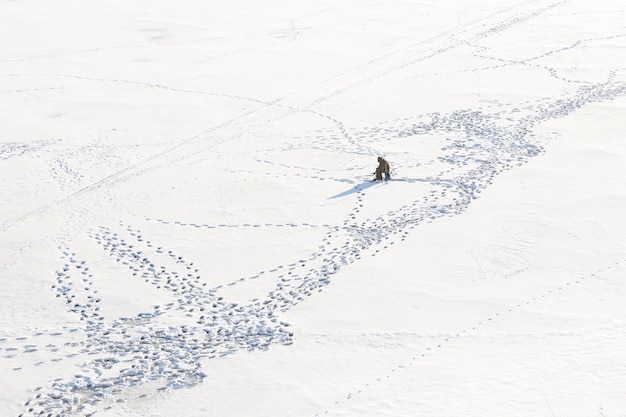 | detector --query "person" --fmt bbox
[374,156,391,181]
